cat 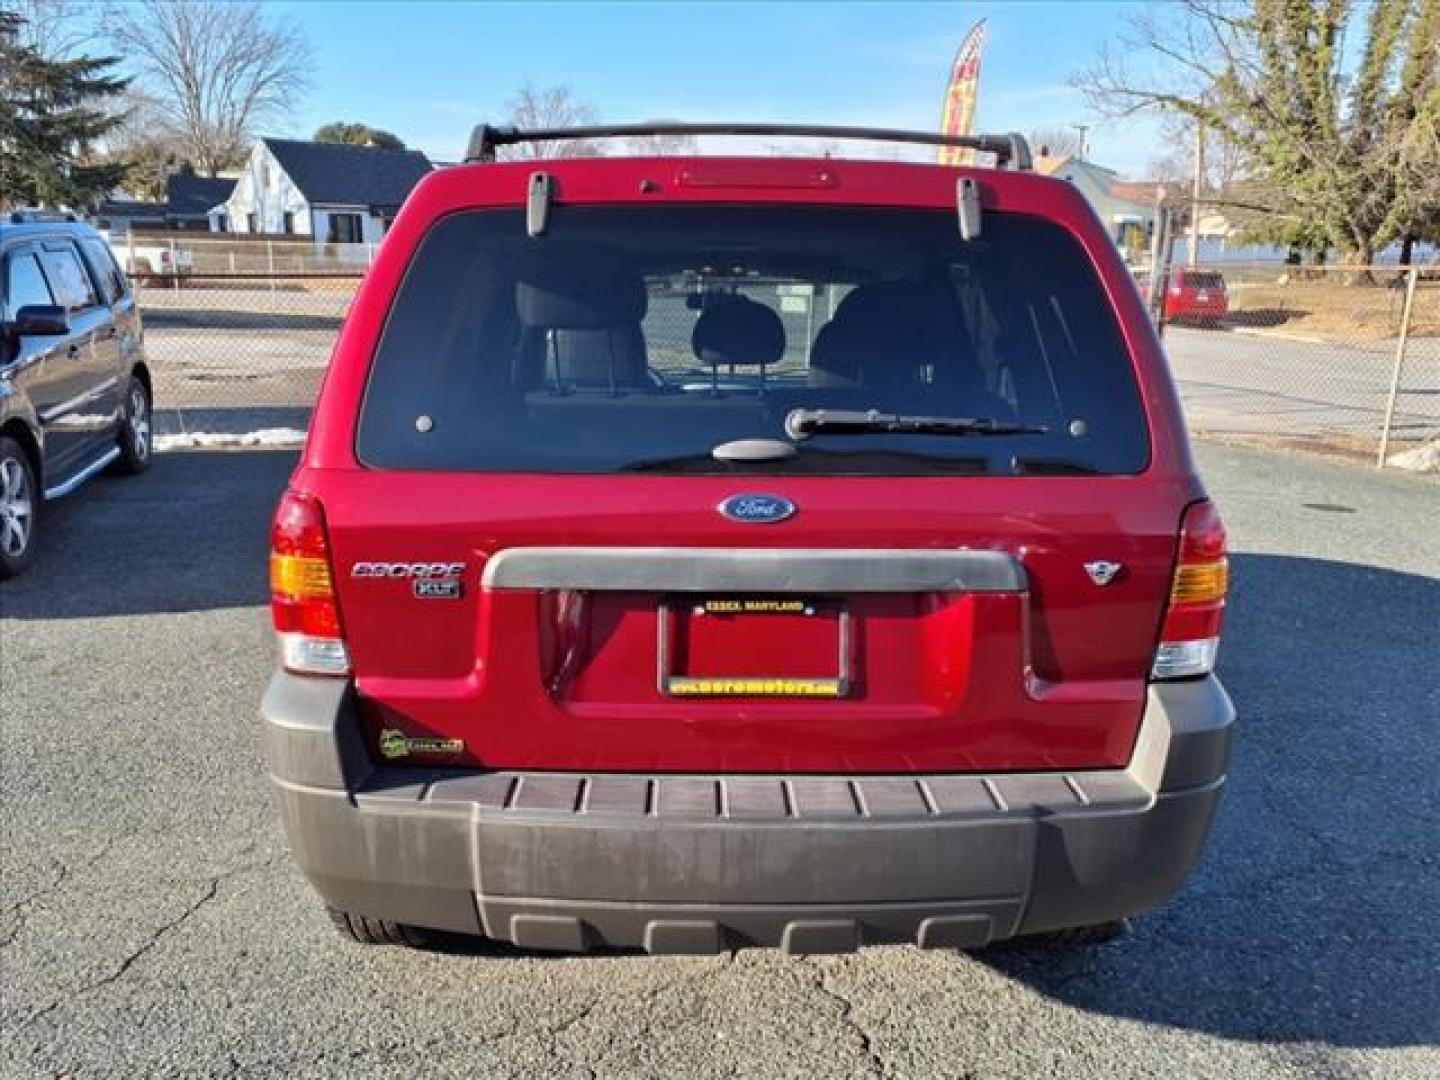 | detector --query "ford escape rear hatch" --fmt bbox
[330,203,1178,774]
